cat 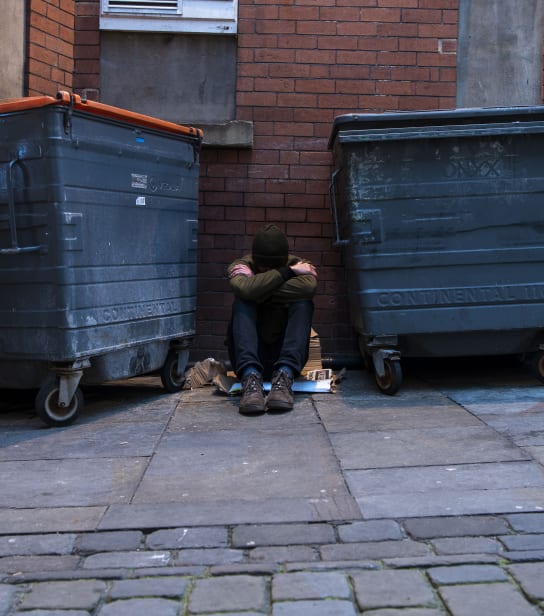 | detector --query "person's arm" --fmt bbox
[228,257,290,303]
[267,272,318,302]
[228,255,318,303]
